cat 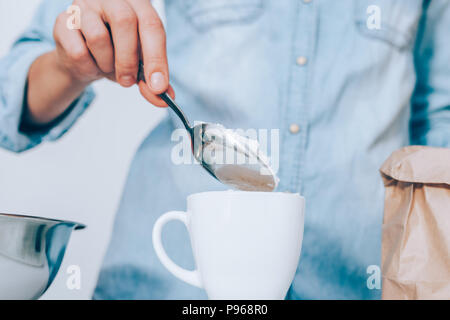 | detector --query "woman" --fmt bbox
[0,0,449,299]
